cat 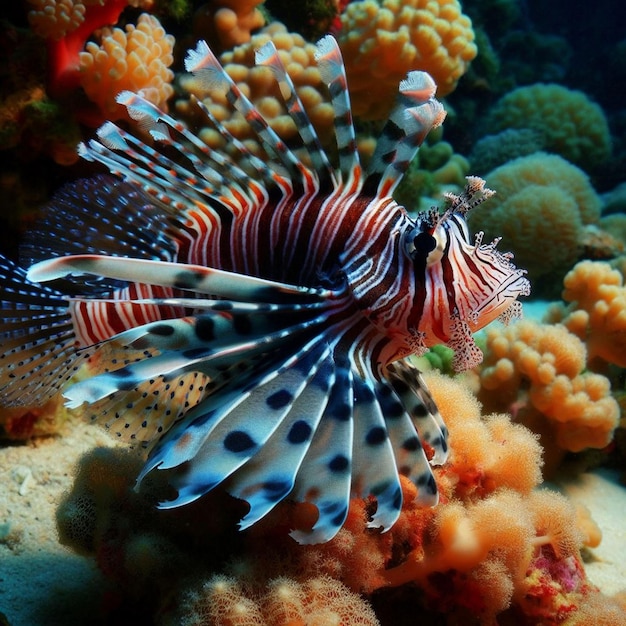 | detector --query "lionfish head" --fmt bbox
[402,176,531,370]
